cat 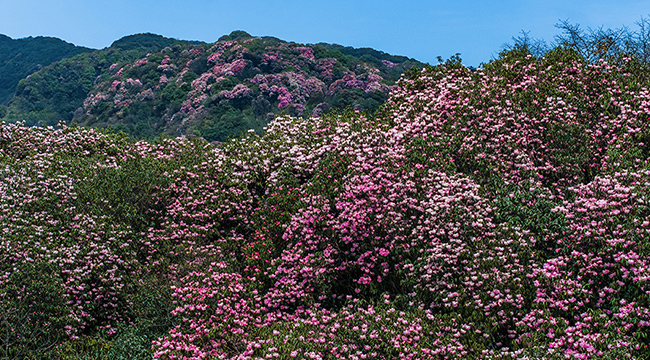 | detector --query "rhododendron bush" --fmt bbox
[2,46,650,359]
